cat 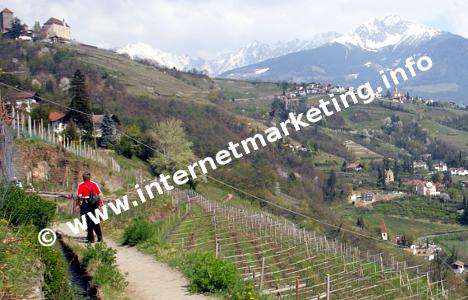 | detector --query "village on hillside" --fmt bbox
[277,81,466,110]
[266,76,468,270]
